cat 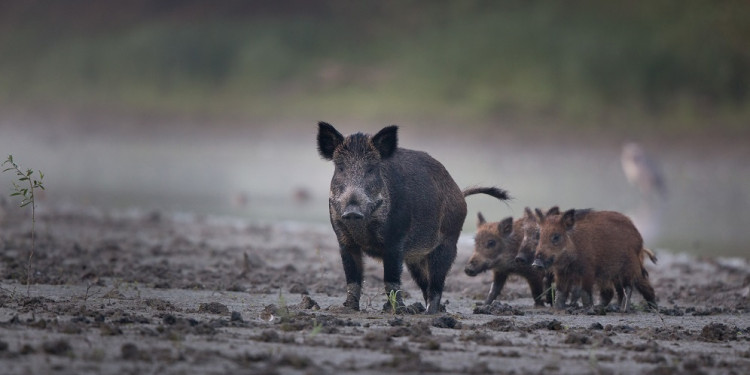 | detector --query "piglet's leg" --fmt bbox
[554,288,569,310]
[485,271,508,305]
